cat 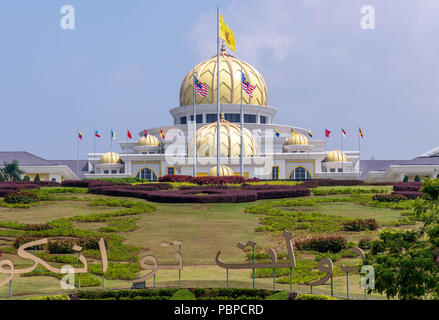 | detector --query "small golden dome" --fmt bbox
[180,46,268,106]
[326,150,347,162]
[188,118,258,157]
[138,135,160,147]
[284,132,309,146]
[208,165,234,176]
[100,151,121,164]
